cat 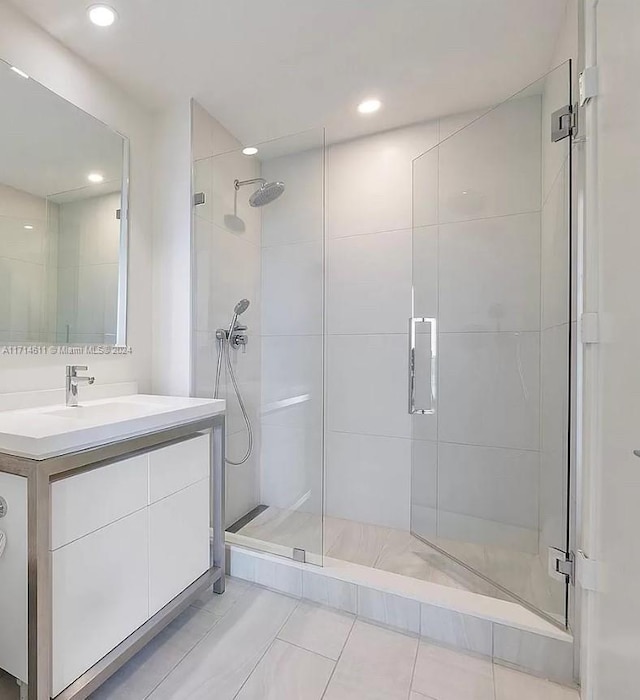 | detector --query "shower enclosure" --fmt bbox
[192,61,573,628]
